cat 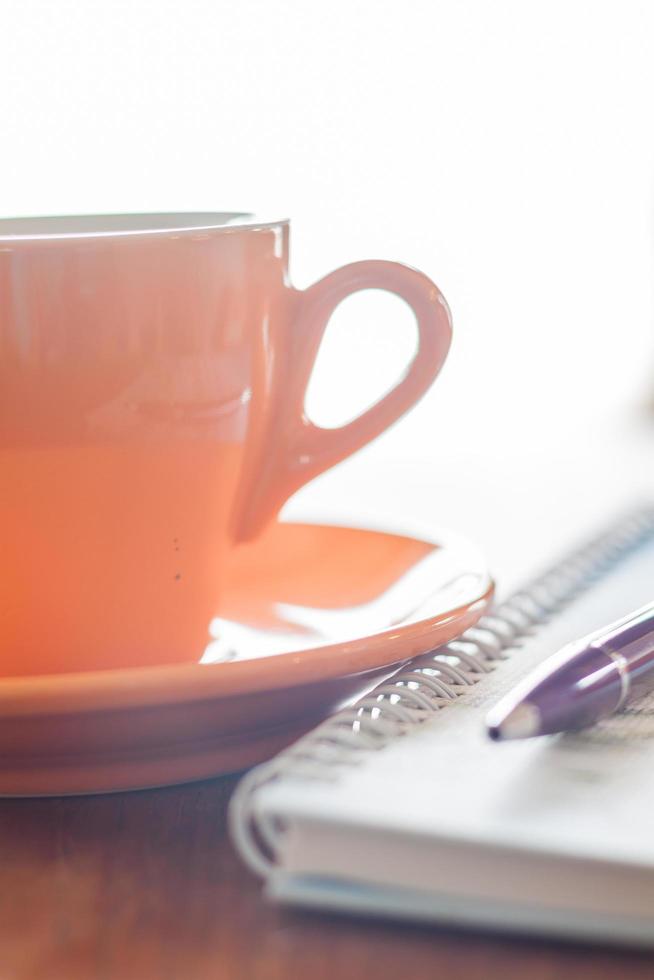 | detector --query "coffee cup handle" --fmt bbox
[232,260,452,541]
